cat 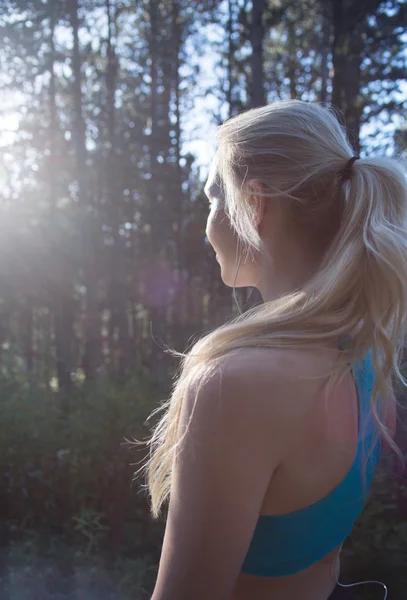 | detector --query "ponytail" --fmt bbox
[341,157,407,455]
